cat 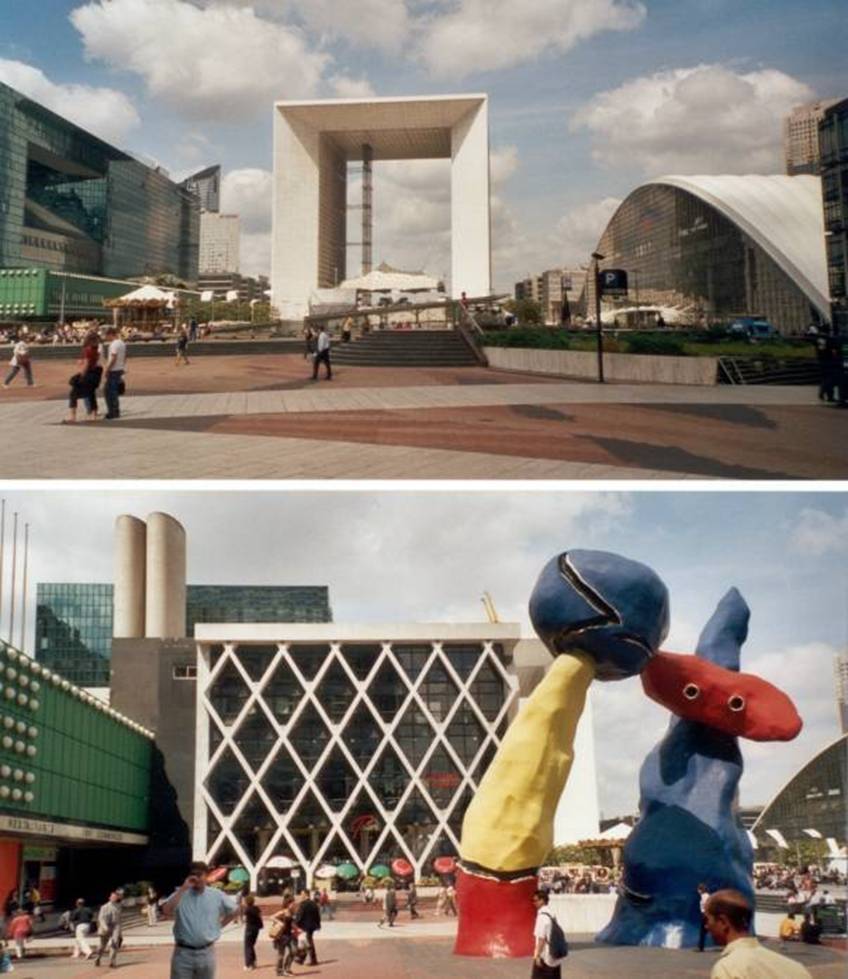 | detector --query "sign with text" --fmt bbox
[599,269,628,297]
